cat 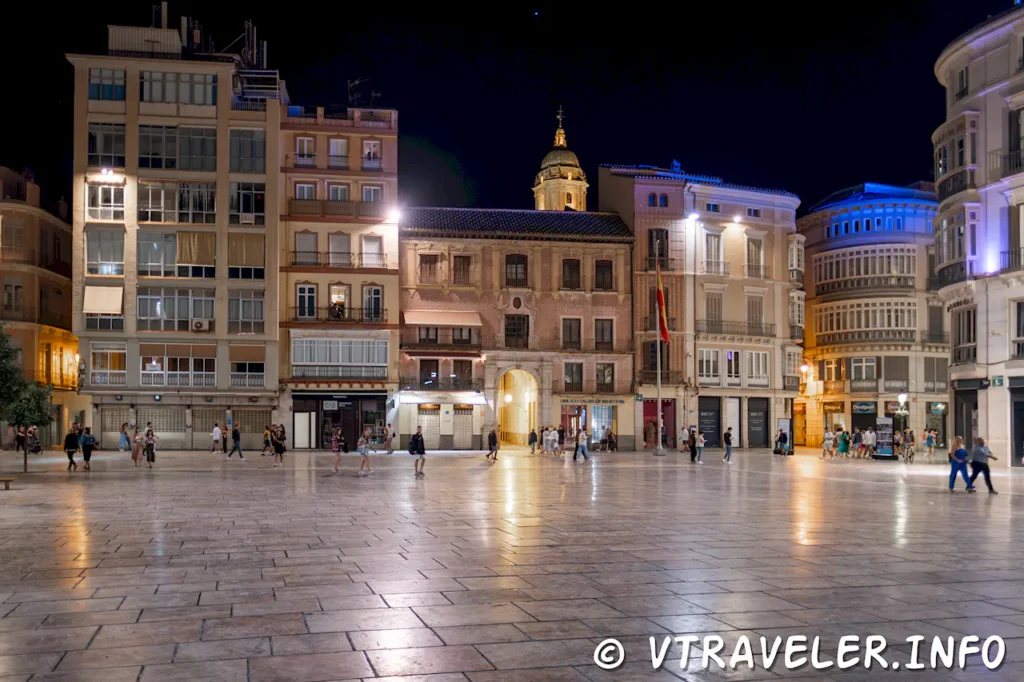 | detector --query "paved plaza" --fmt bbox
[0,447,1023,680]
